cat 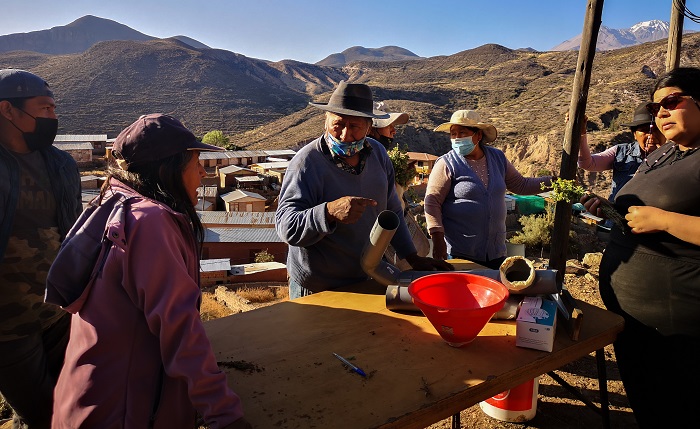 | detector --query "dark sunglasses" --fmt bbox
[646,92,691,116]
